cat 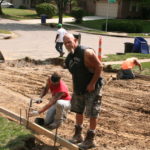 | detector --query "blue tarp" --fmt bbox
[132,37,149,54]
